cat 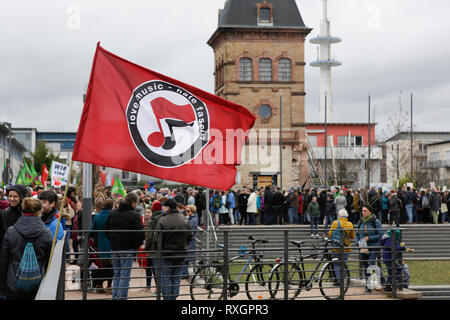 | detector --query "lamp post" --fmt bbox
[410,93,414,185]
[324,92,328,187]
[279,90,283,189]
[367,94,371,190]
